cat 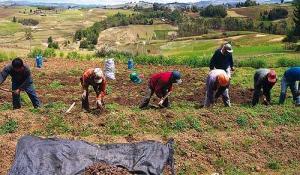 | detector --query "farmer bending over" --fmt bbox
[80,68,106,110]
[252,69,277,106]
[0,57,41,109]
[204,69,230,107]
[279,67,300,105]
[139,71,182,109]
[210,42,234,77]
